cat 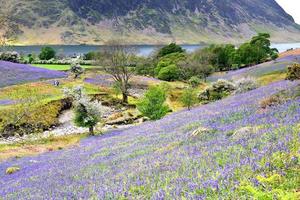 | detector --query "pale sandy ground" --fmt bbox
[279,48,300,58]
